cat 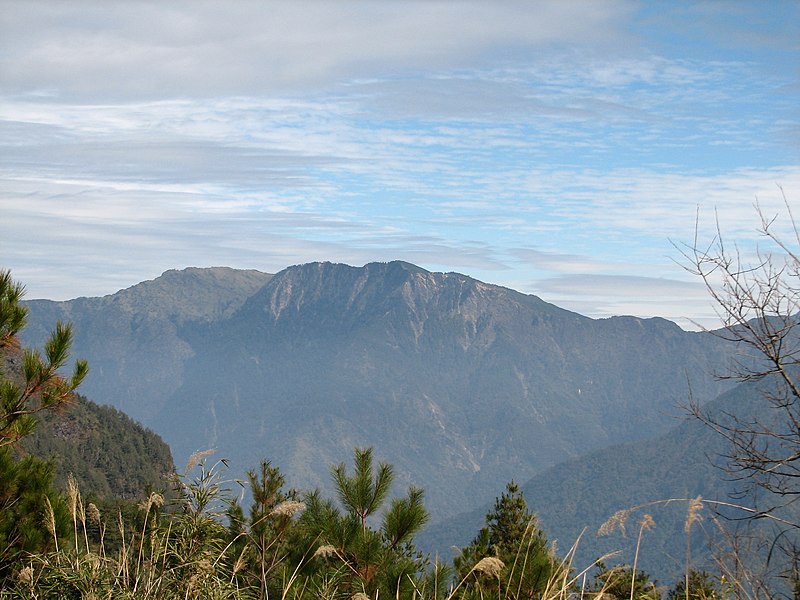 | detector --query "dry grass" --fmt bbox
[2,474,787,600]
